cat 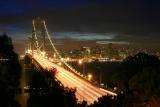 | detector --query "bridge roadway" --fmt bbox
[28,52,117,104]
